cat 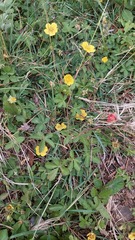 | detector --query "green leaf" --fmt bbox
[60,166,70,176]
[0,229,8,240]
[97,203,110,219]
[70,150,74,159]
[106,176,124,194]
[64,136,70,145]
[49,204,63,211]
[92,156,100,164]
[98,188,113,201]
[21,190,31,205]
[30,132,44,140]
[2,66,15,75]
[5,141,15,150]
[91,187,98,197]
[47,168,58,181]
[0,192,9,200]
[122,9,133,22]
[99,177,125,201]
[39,139,46,152]
[94,179,103,189]
[10,230,40,239]
[3,101,19,115]
[68,161,73,171]
[15,136,25,144]
[45,162,58,170]
[124,21,135,33]
[44,138,55,148]
[74,161,81,172]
